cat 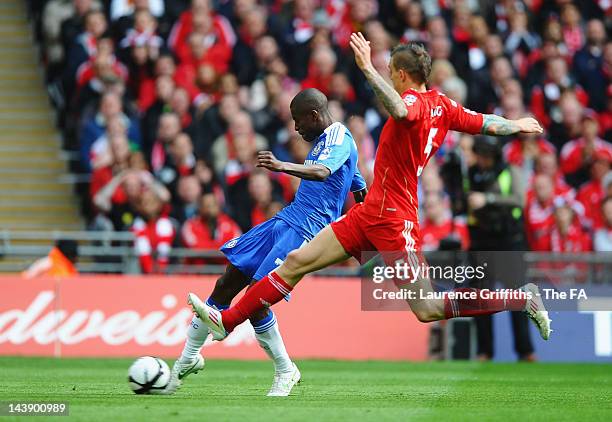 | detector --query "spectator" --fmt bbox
[560,110,612,186]
[193,93,241,160]
[399,1,428,45]
[141,74,176,147]
[42,0,102,69]
[542,199,591,252]
[137,54,177,113]
[594,196,612,251]
[548,91,586,148]
[181,192,241,261]
[211,111,267,176]
[194,159,224,203]
[90,133,130,204]
[149,111,182,171]
[573,19,608,111]
[224,133,257,186]
[429,59,456,90]
[441,76,468,106]
[120,10,163,99]
[470,56,514,113]
[111,0,165,21]
[525,174,557,251]
[111,0,169,41]
[600,82,612,140]
[132,189,175,274]
[334,0,377,50]
[420,192,470,252]
[541,16,569,58]
[301,46,338,96]
[169,87,196,133]
[169,0,235,57]
[92,134,170,230]
[530,56,589,130]
[228,169,282,232]
[576,152,612,229]
[80,91,141,171]
[89,115,133,170]
[504,8,540,59]
[560,3,584,57]
[155,132,197,197]
[530,153,574,202]
[65,9,108,94]
[503,132,556,176]
[76,38,129,100]
[463,136,534,362]
[171,6,232,69]
[172,175,202,225]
